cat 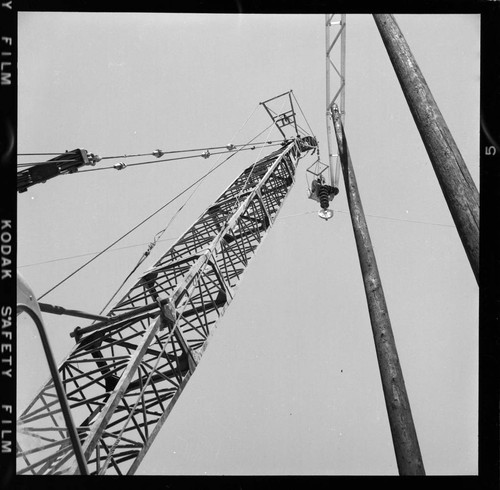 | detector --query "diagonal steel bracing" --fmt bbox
[17,136,317,475]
